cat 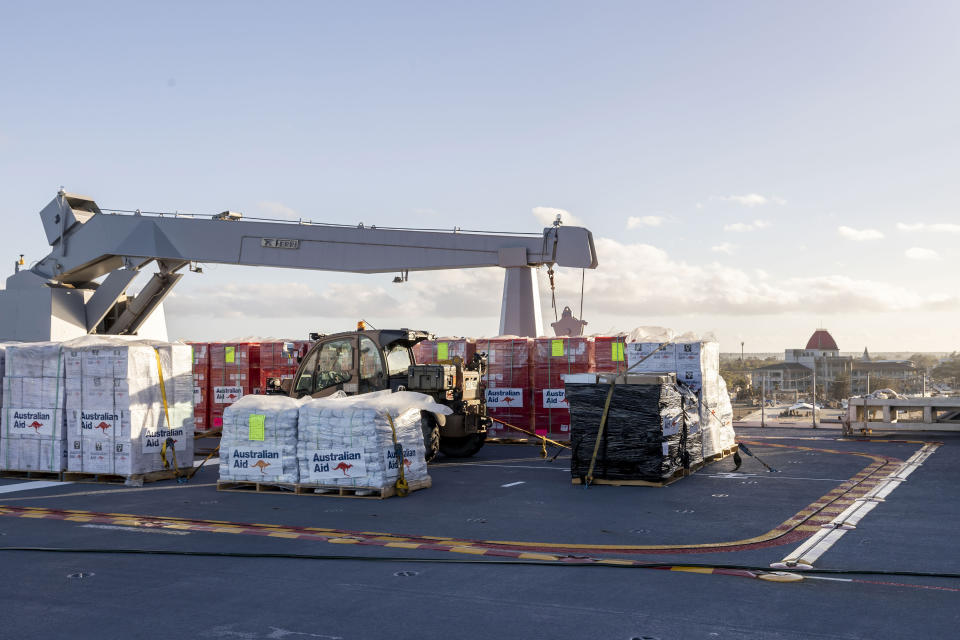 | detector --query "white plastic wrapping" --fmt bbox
[219,394,304,483]
[62,337,194,475]
[1,342,67,472]
[0,343,11,407]
[297,392,441,490]
[621,332,732,460]
[714,375,736,450]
